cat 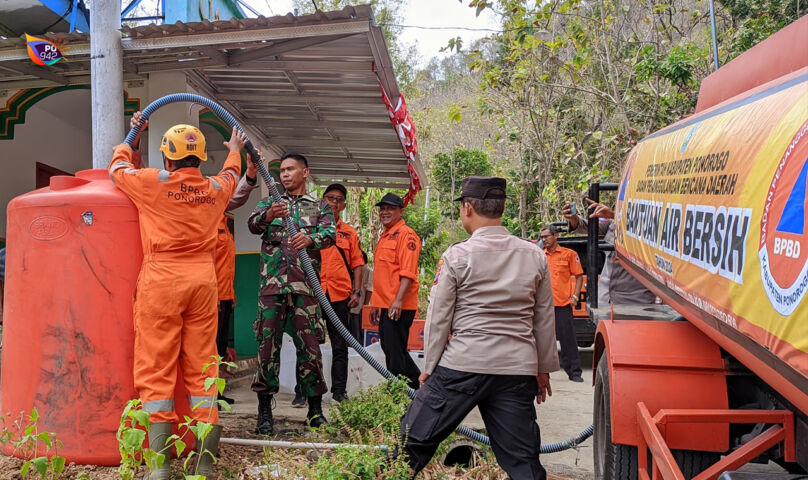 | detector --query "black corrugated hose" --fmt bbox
[124,93,593,454]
